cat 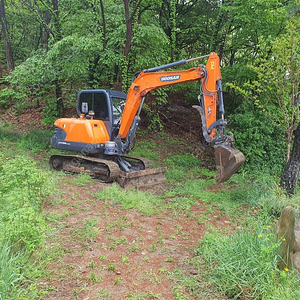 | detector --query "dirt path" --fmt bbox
[40,177,232,300]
